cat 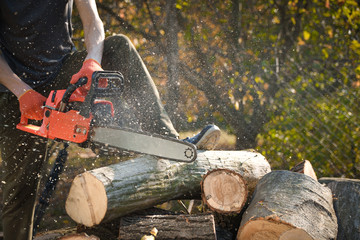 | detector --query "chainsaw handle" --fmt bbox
[59,77,88,112]
[80,71,124,118]
[90,71,124,97]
